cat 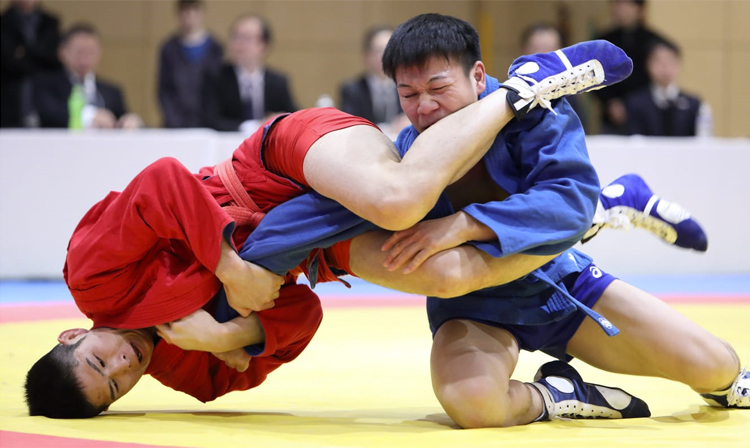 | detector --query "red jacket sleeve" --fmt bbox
[145,284,322,402]
[64,157,235,328]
